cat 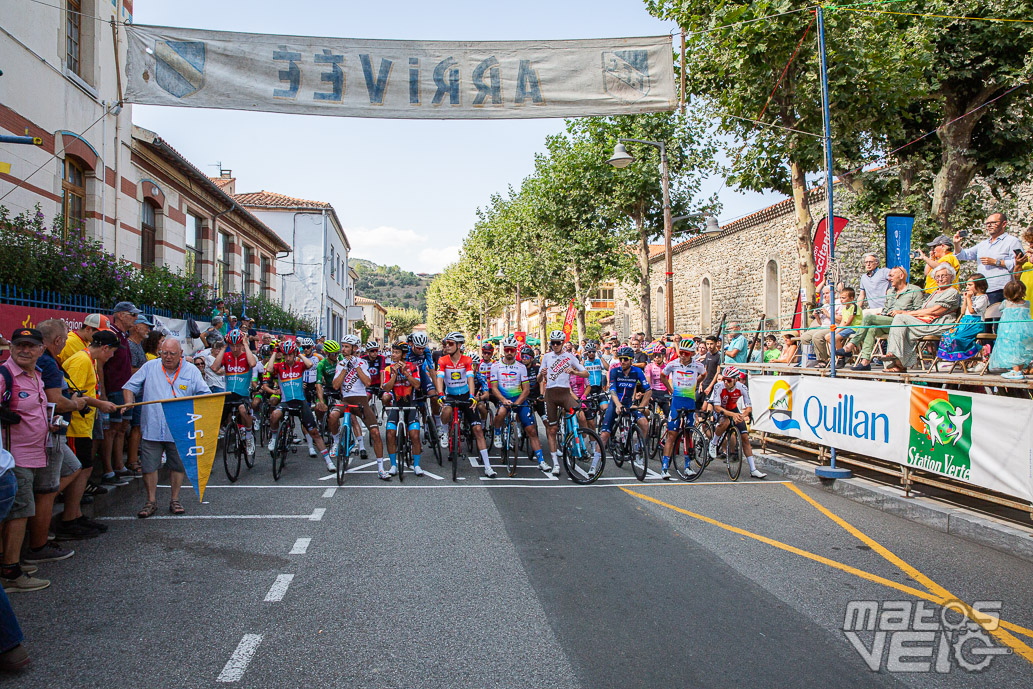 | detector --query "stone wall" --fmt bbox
[613,180,1031,340]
